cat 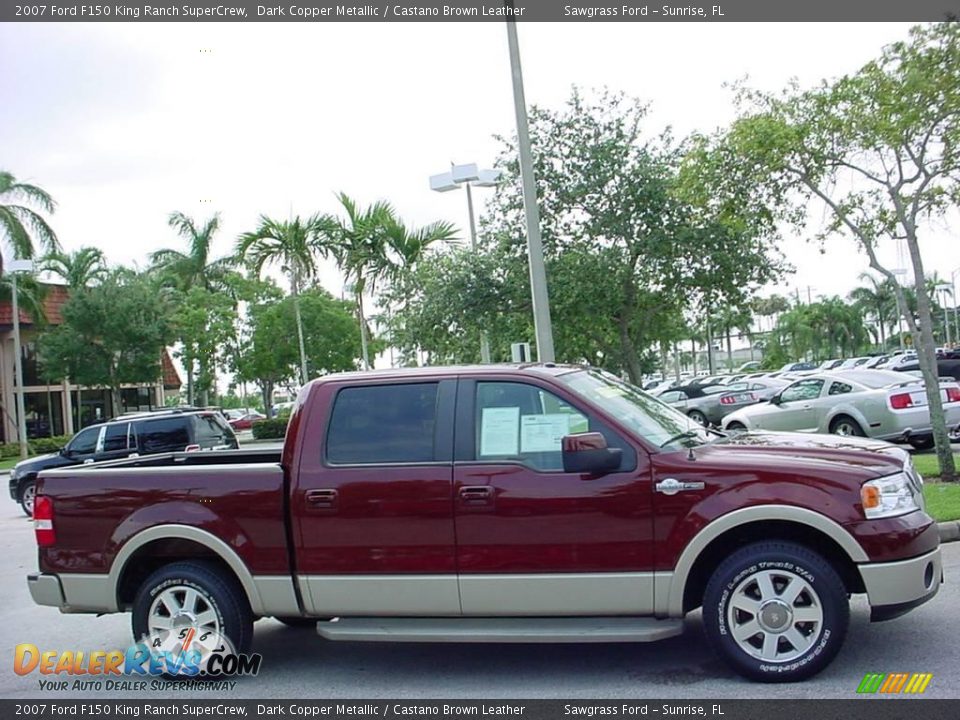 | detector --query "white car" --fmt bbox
[721,369,960,450]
